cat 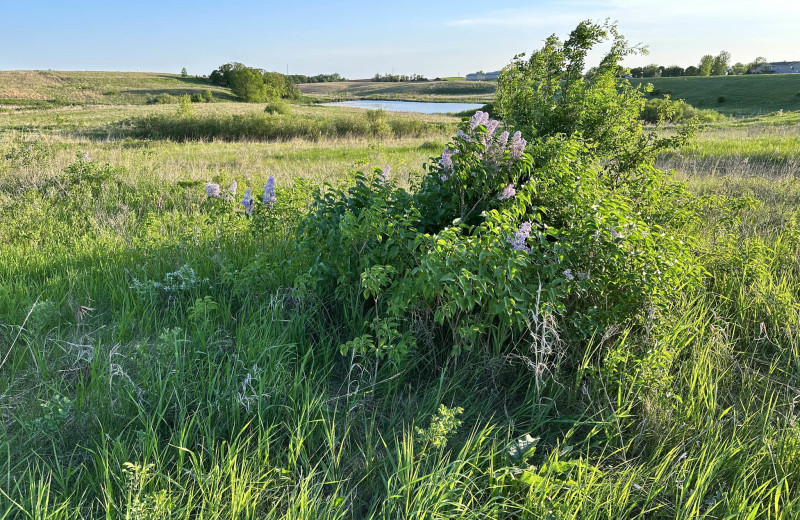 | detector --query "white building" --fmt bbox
[466,71,501,81]
[756,61,800,74]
